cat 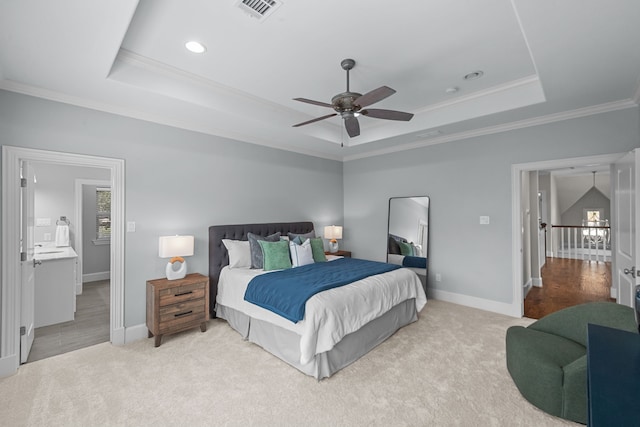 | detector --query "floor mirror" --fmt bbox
[387,196,429,290]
